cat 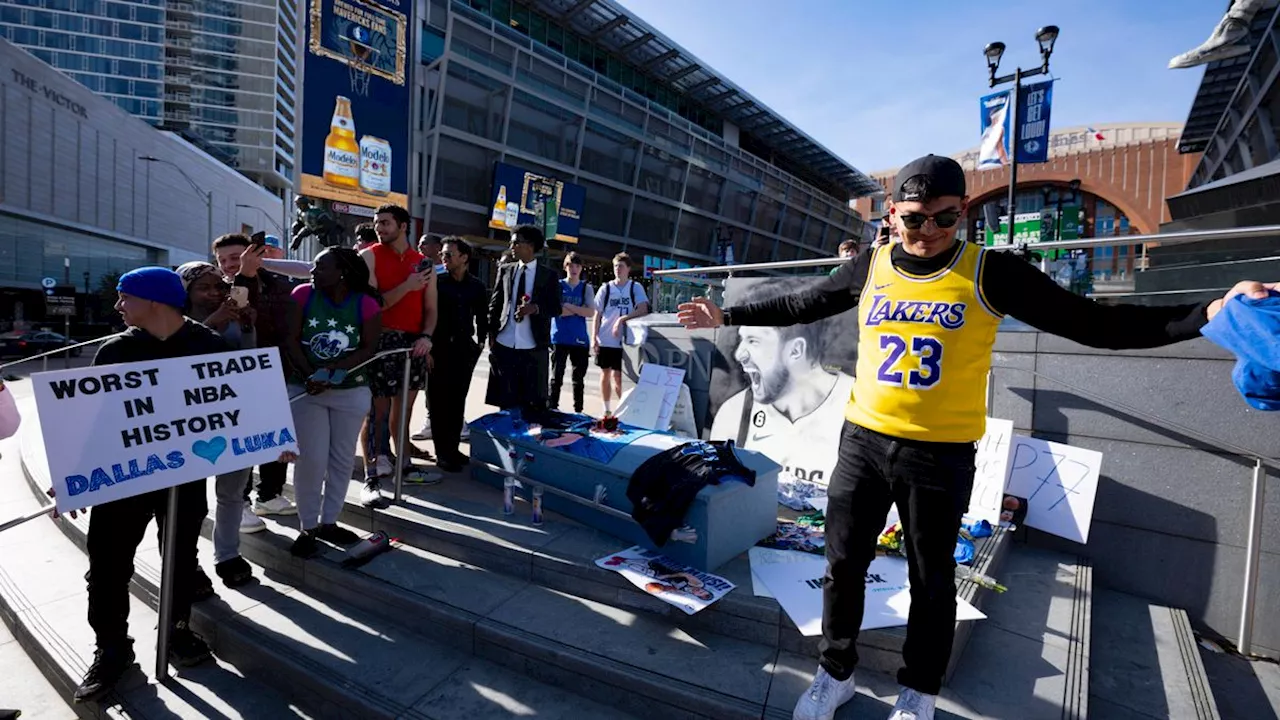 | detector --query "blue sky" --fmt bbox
[622,0,1228,173]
